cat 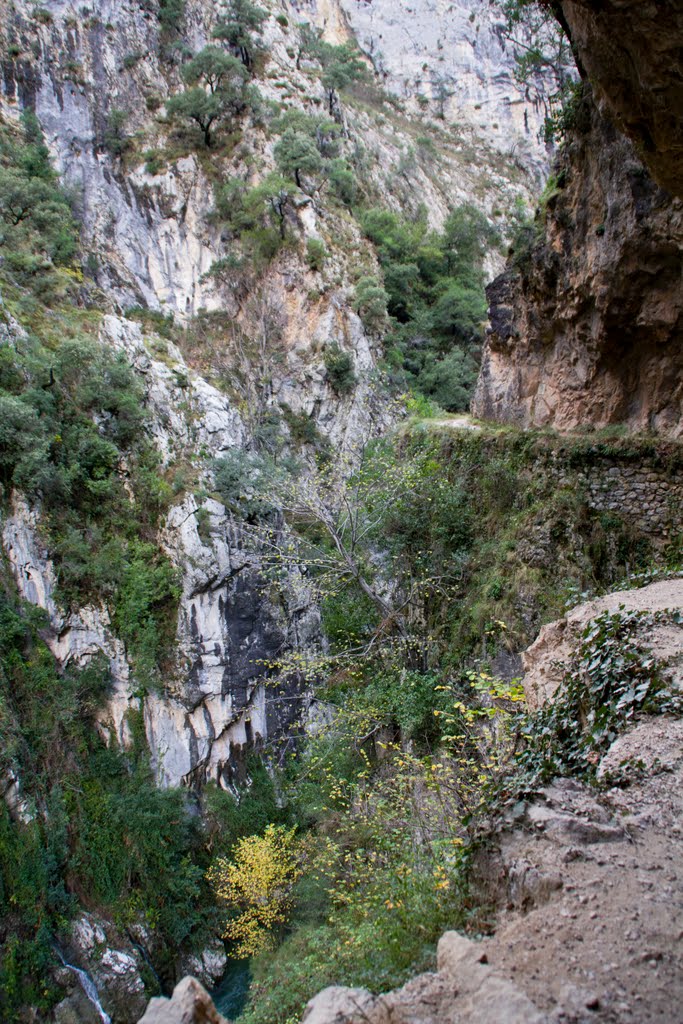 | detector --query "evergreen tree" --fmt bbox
[213,0,268,70]
[273,129,323,190]
[167,46,253,145]
[319,43,367,115]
